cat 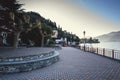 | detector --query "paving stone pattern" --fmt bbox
[0,47,120,80]
[0,47,53,58]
